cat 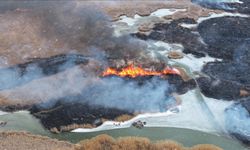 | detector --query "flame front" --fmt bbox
[102,65,180,78]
